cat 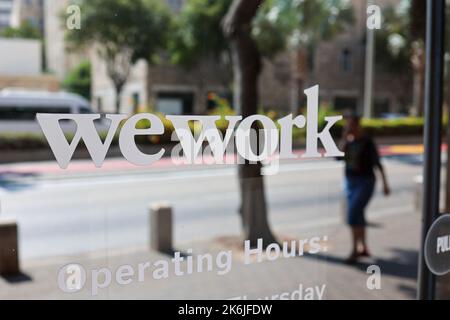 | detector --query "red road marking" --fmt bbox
[0,144,440,176]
